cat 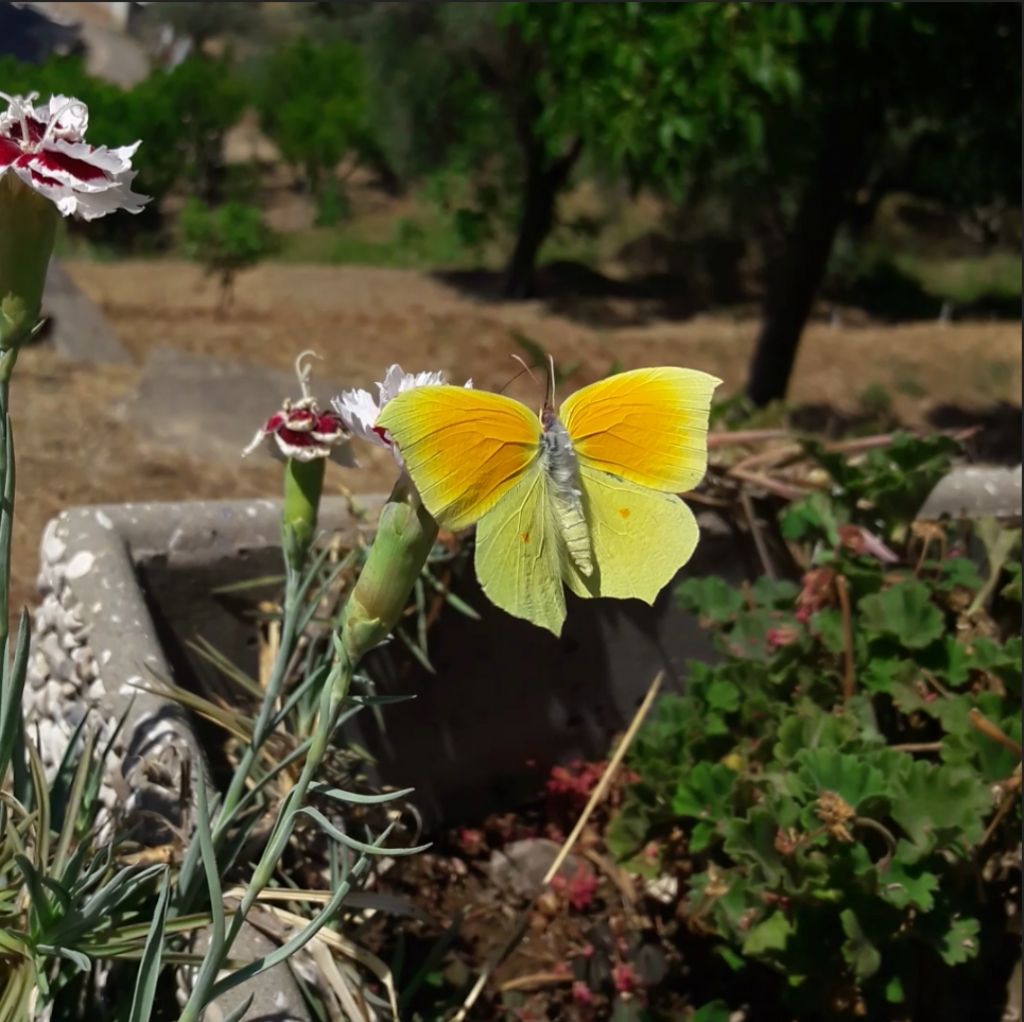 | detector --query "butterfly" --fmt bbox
[376,365,721,636]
